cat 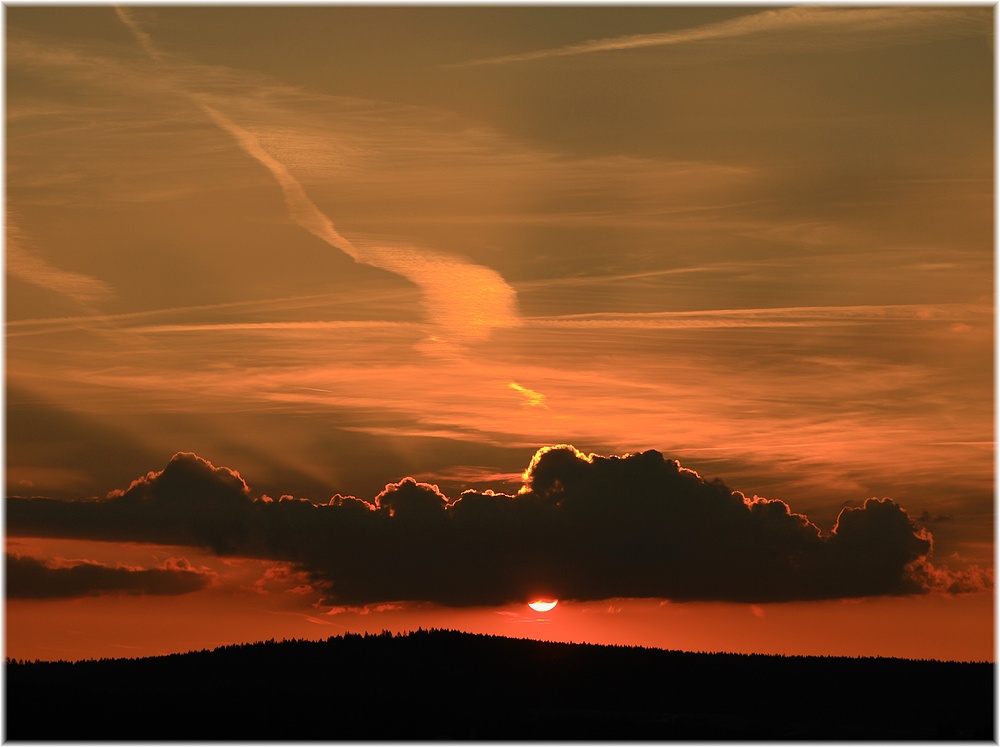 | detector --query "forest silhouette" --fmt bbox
[6,629,993,739]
